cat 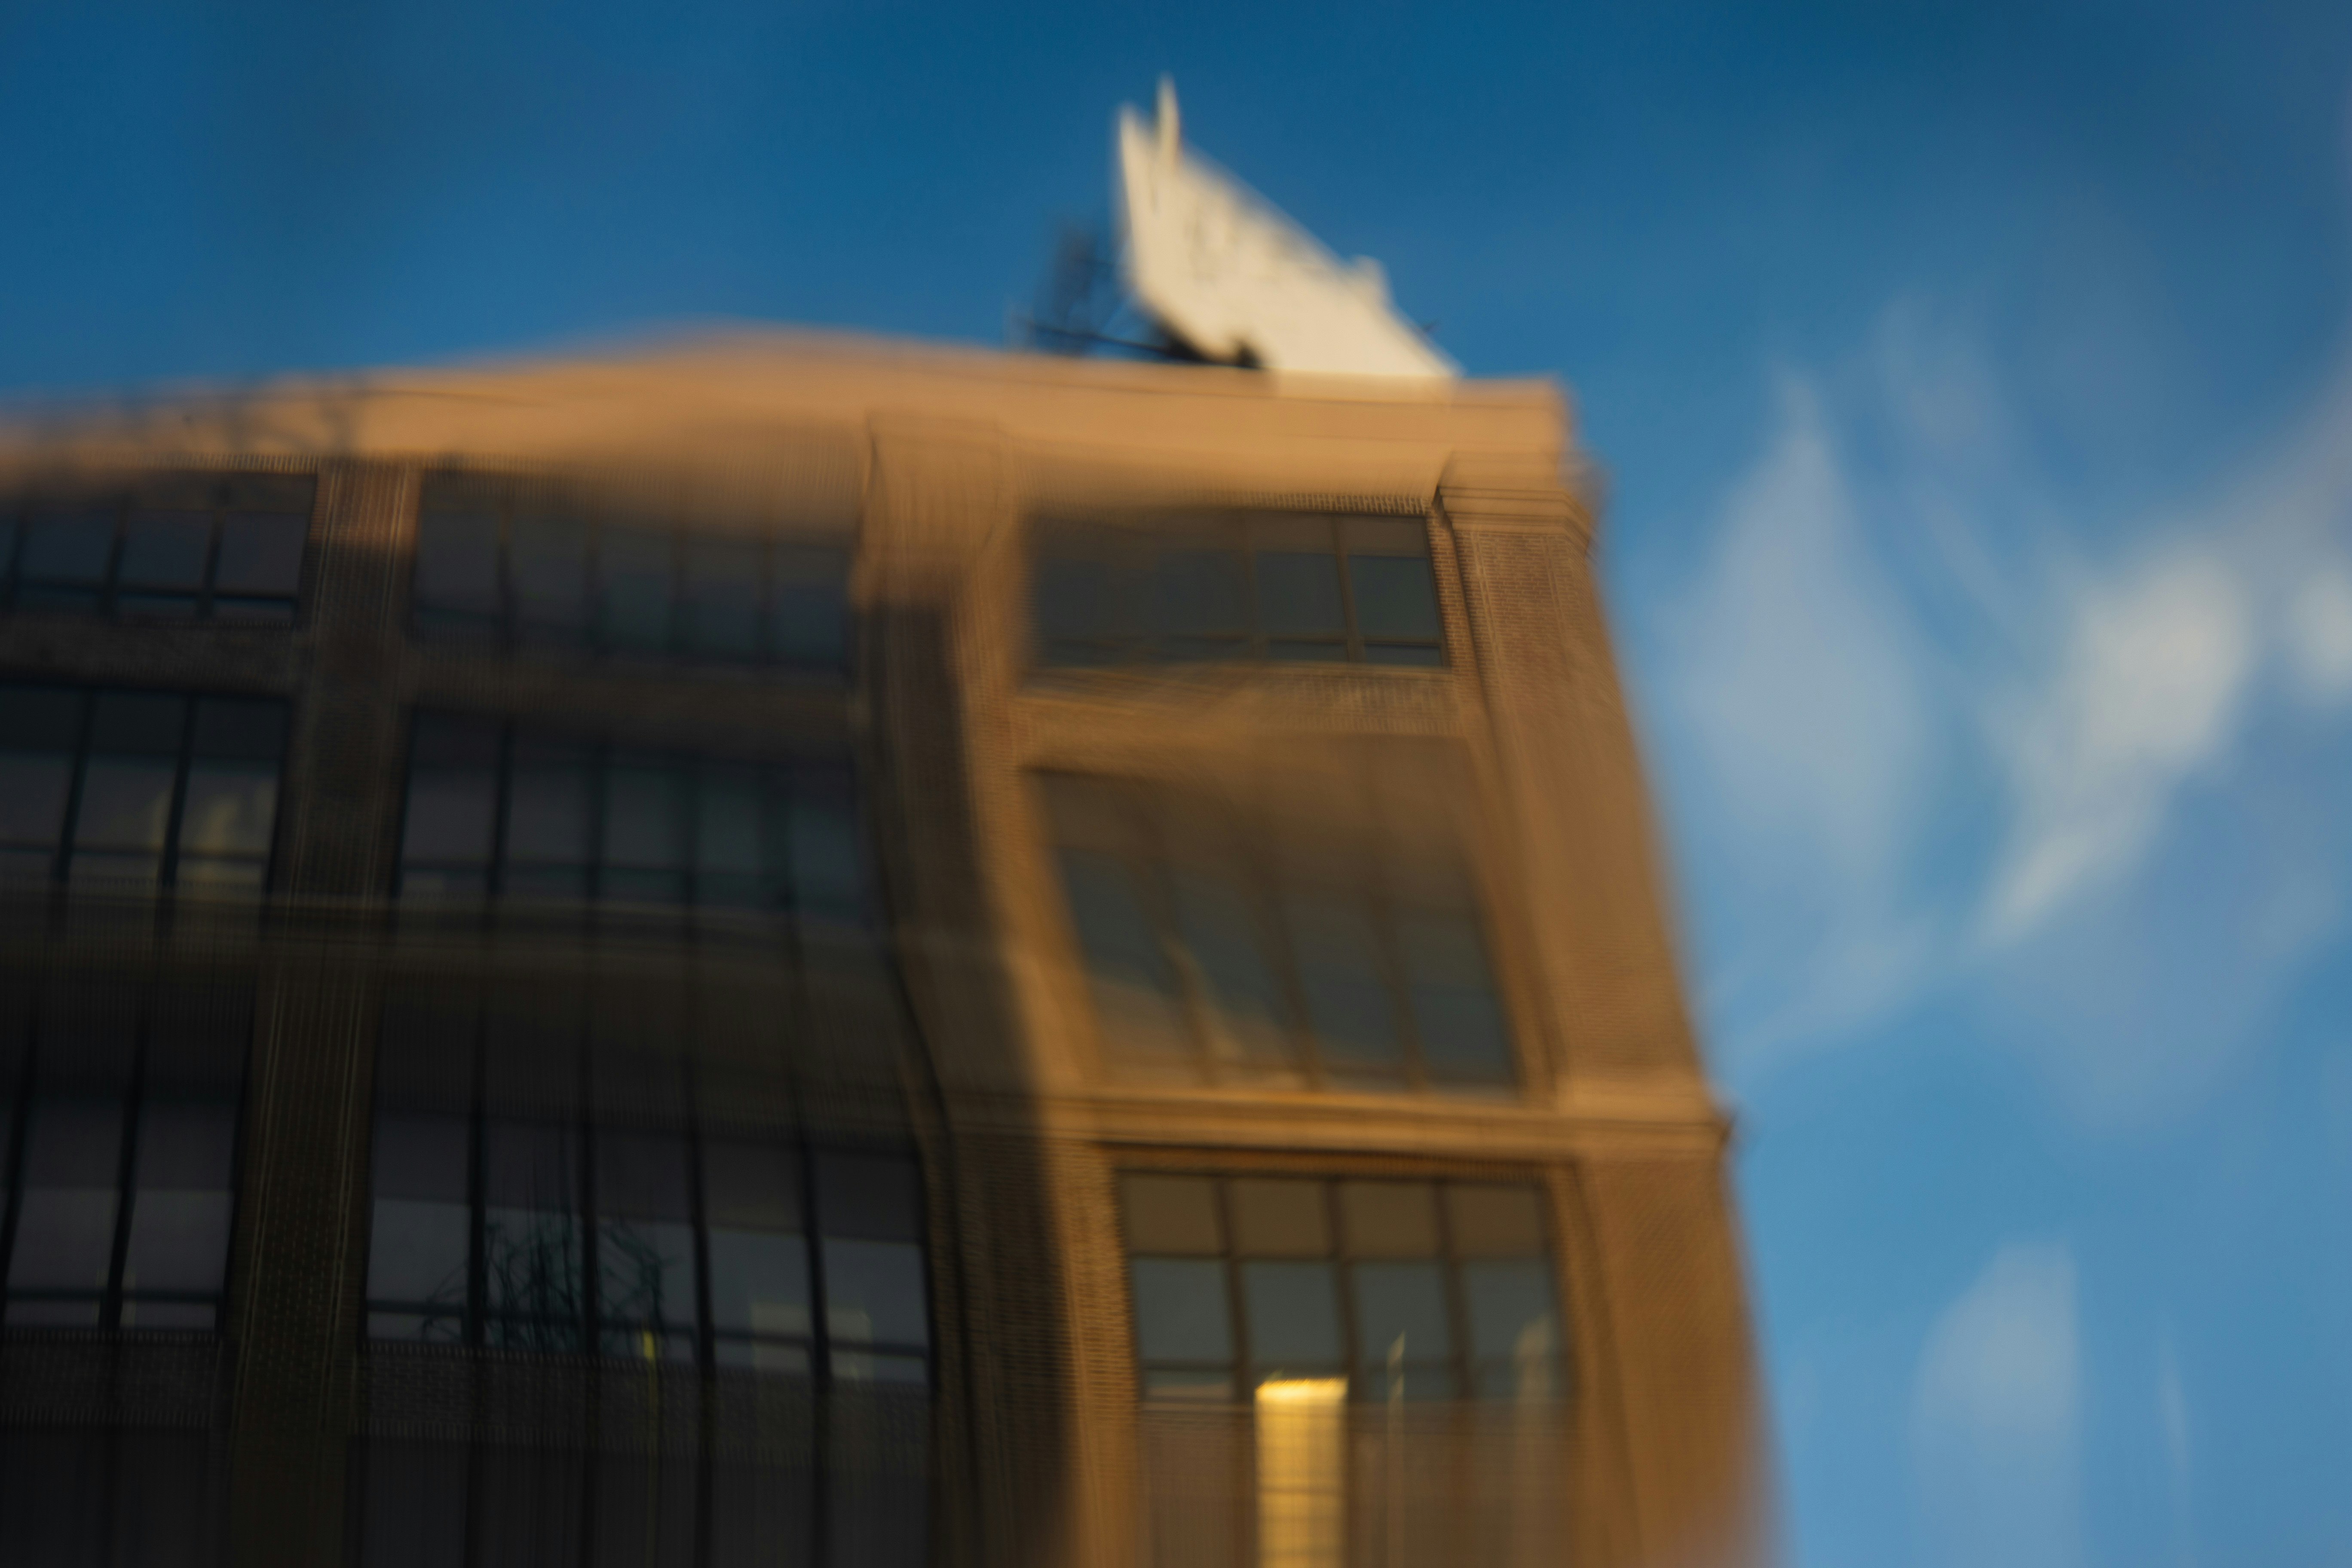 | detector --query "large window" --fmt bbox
[410,472,851,671]
[1032,512,1445,669]
[364,983,931,1384]
[0,472,312,624]
[0,685,287,897]
[1119,1172,1561,1406]
[0,977,250,1332]
[395,714,864,920]
[1042,772,1515,1092]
